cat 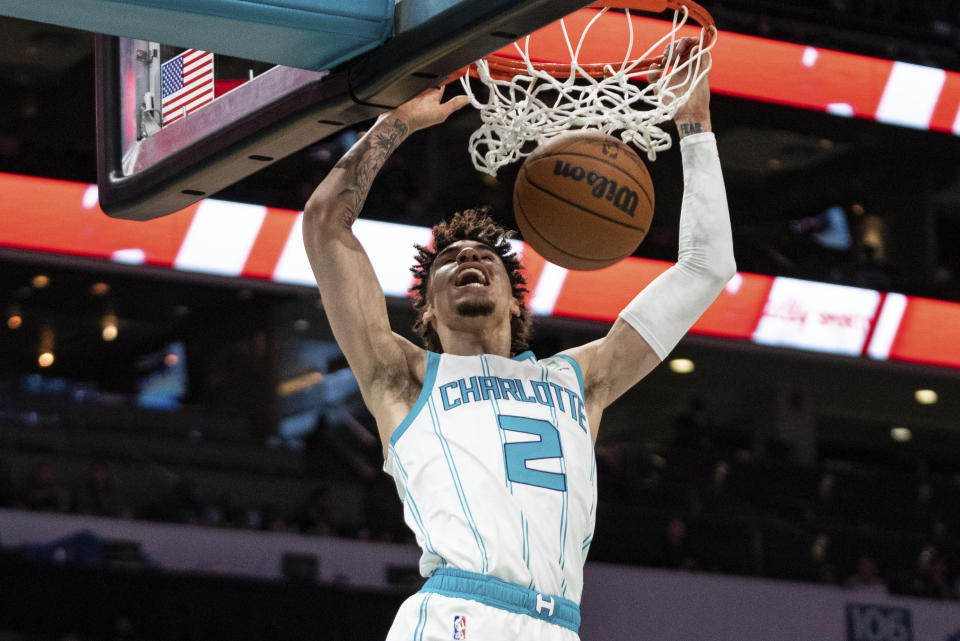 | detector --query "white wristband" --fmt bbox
[618,132,736,360]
